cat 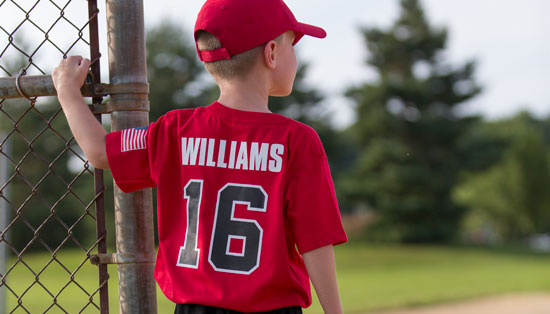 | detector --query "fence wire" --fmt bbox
[0,0,108,313]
